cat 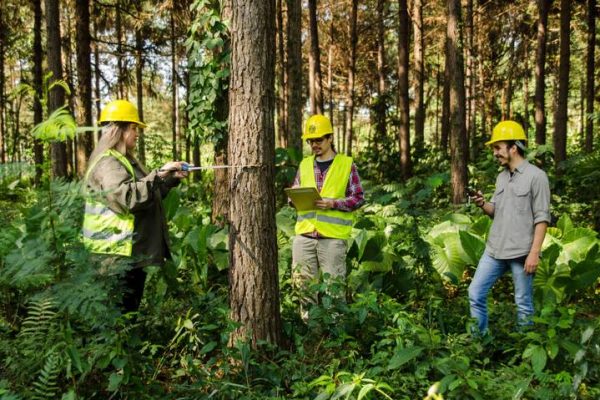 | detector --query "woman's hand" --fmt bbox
[158,161,189,179]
